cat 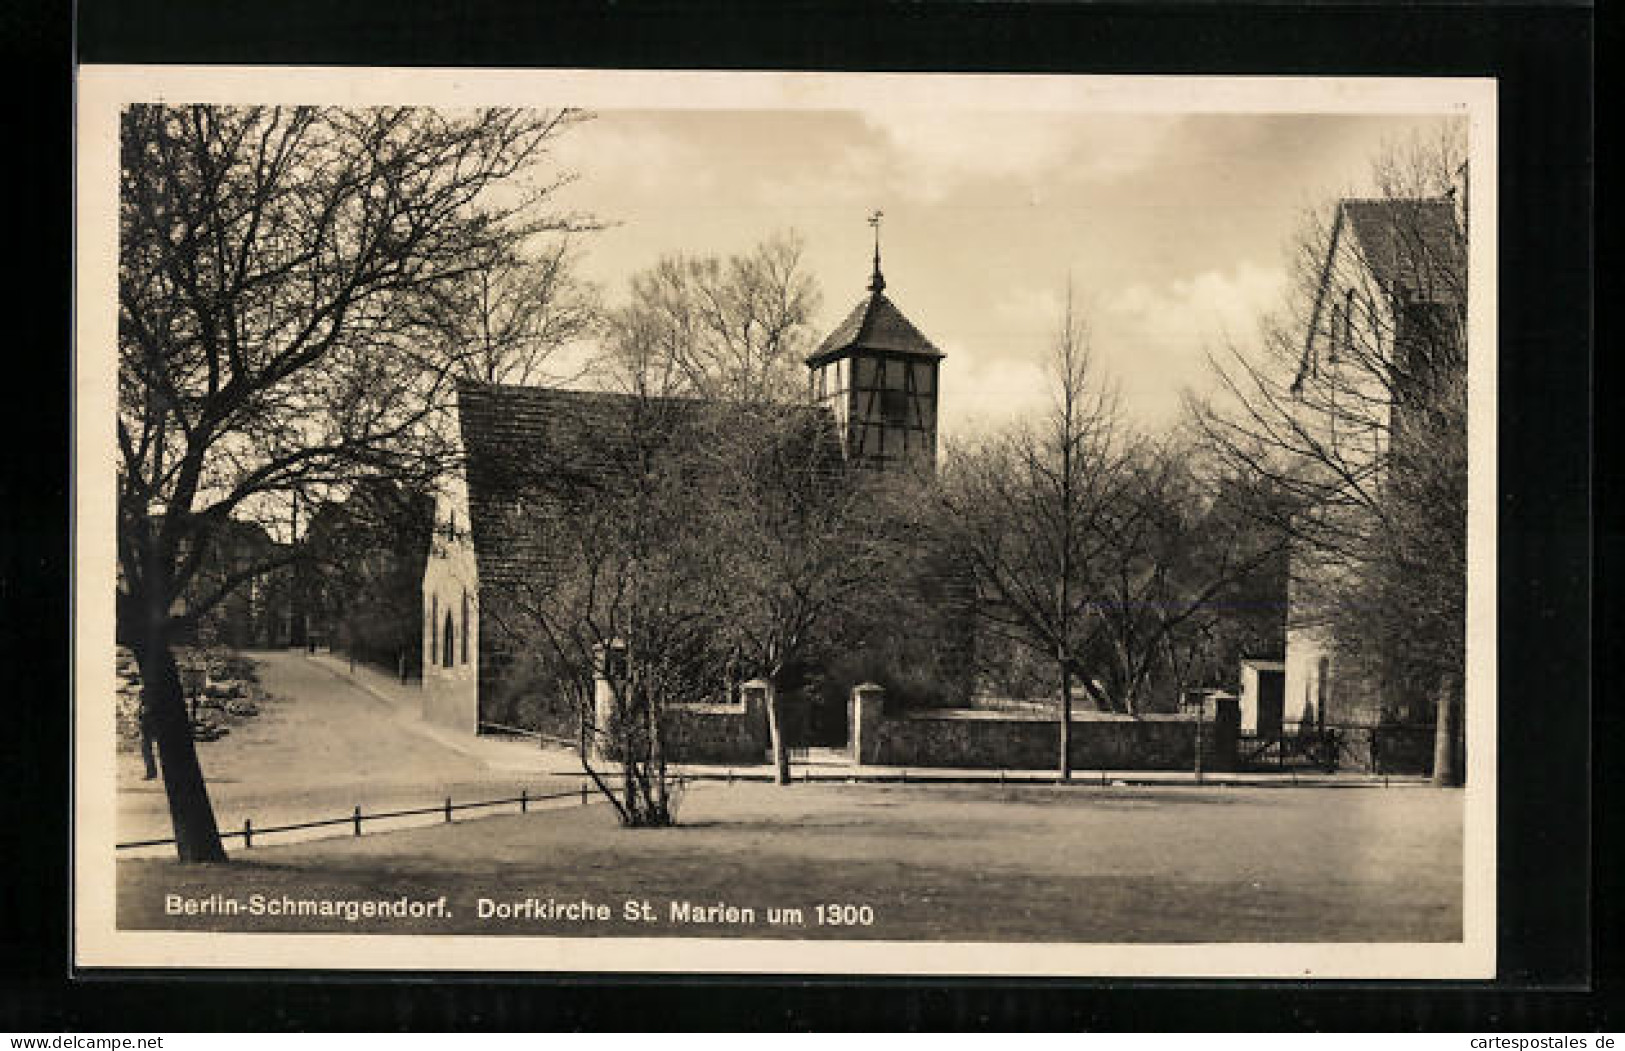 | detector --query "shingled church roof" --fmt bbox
[454,381,842,597]
[805,290,945,368]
